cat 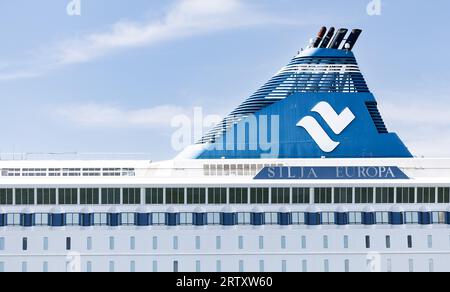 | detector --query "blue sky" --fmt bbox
[0,0,449,160]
